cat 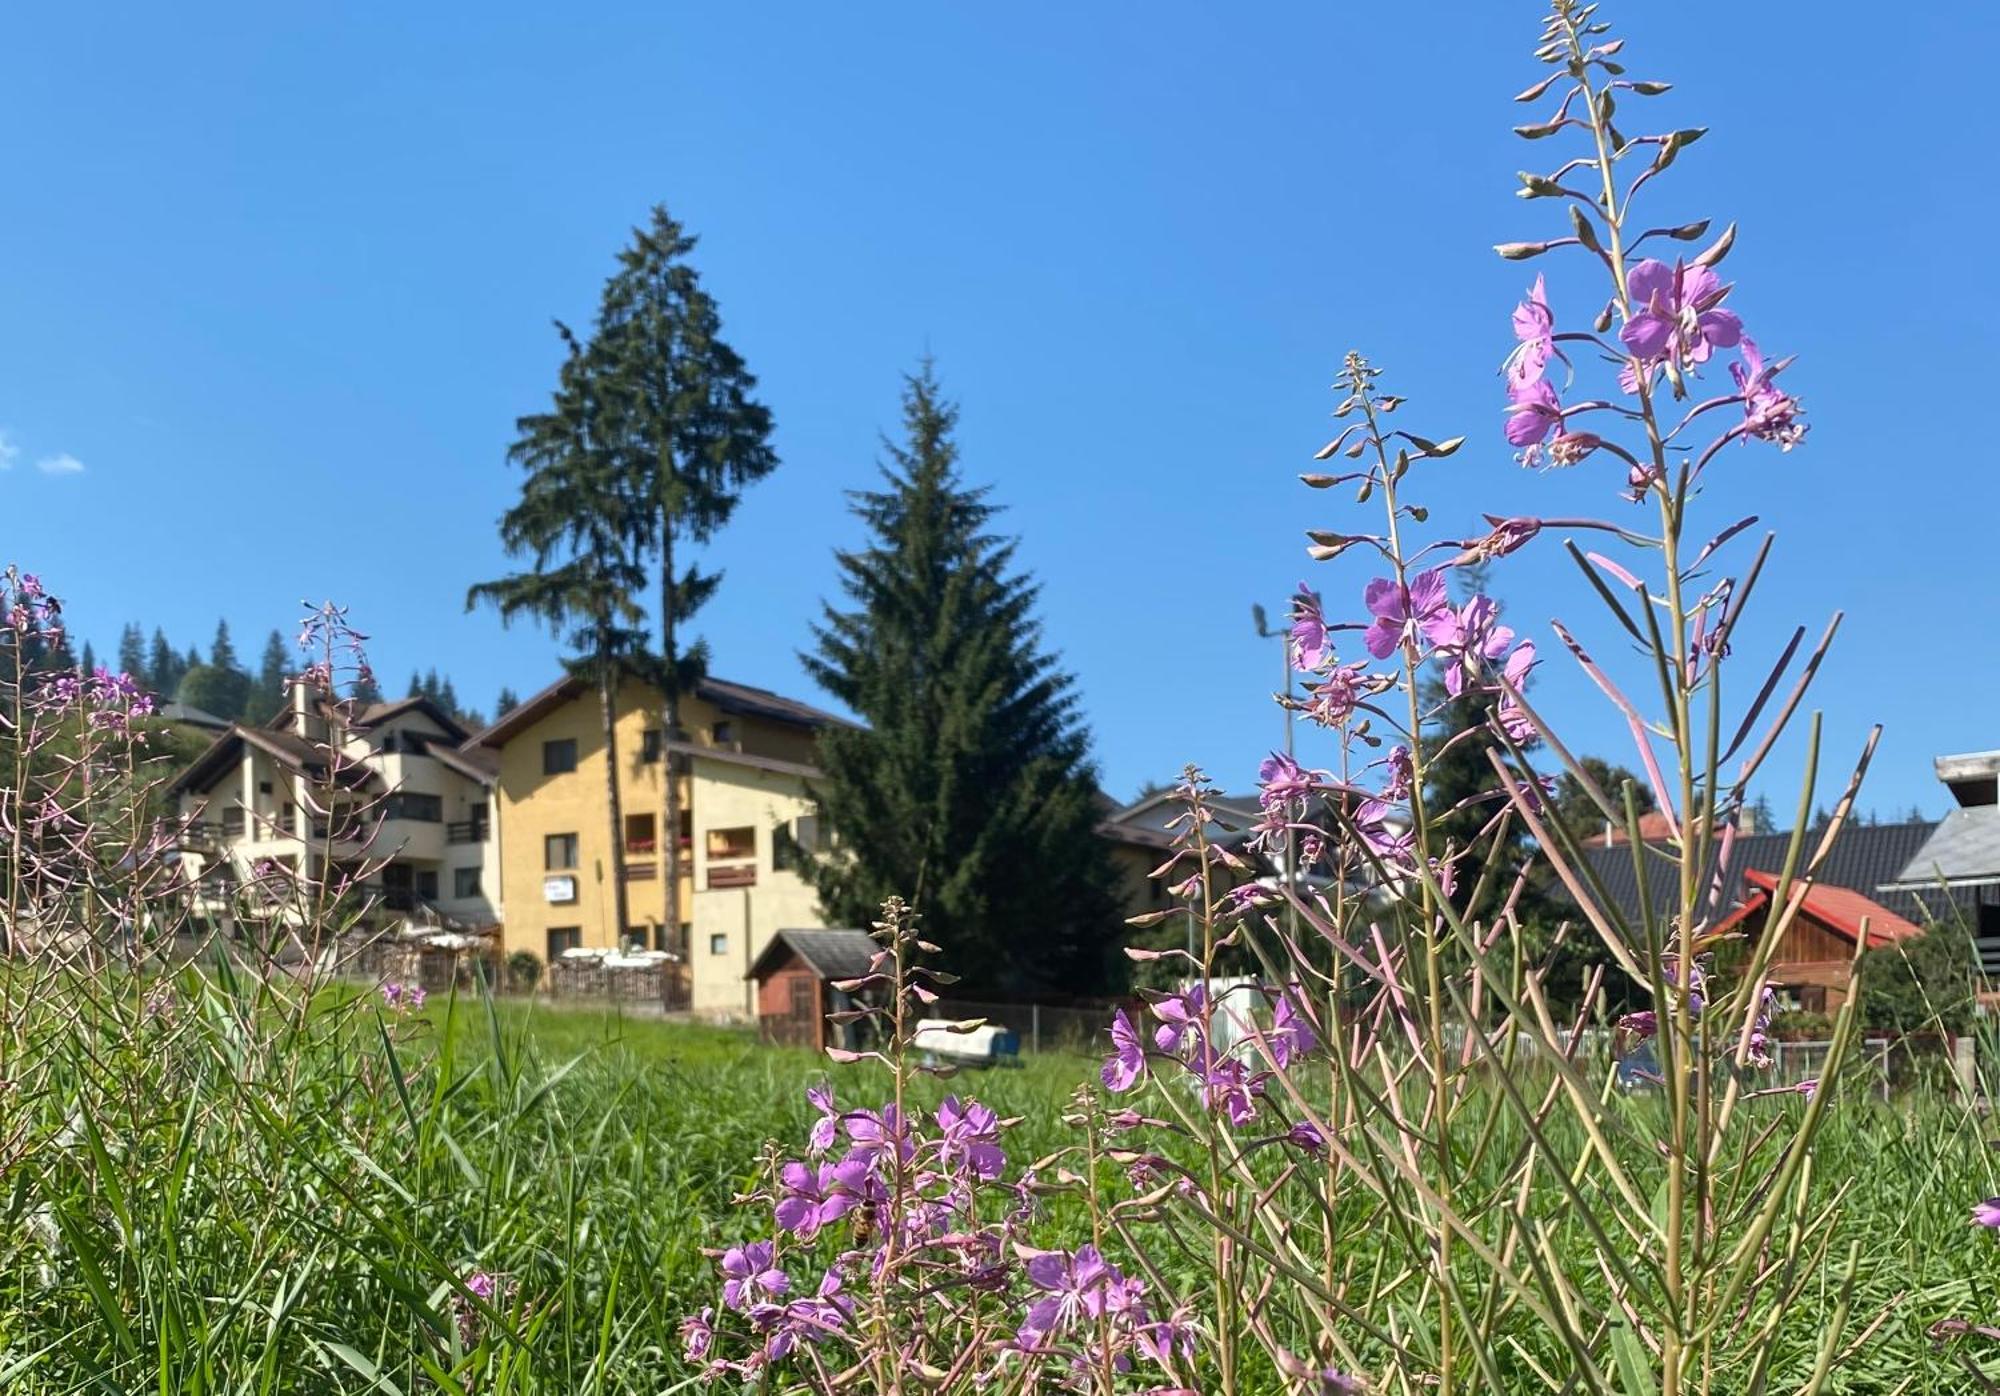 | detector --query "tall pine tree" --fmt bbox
[803,364,1117,995]
[244,629,289,724]
[471,327,651,946]
[146,630,179,697]
[117,624,145,682]
[590,205,779,912]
